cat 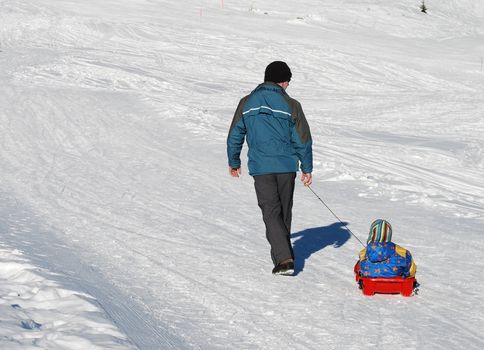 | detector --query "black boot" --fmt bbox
[272,259,294,276]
